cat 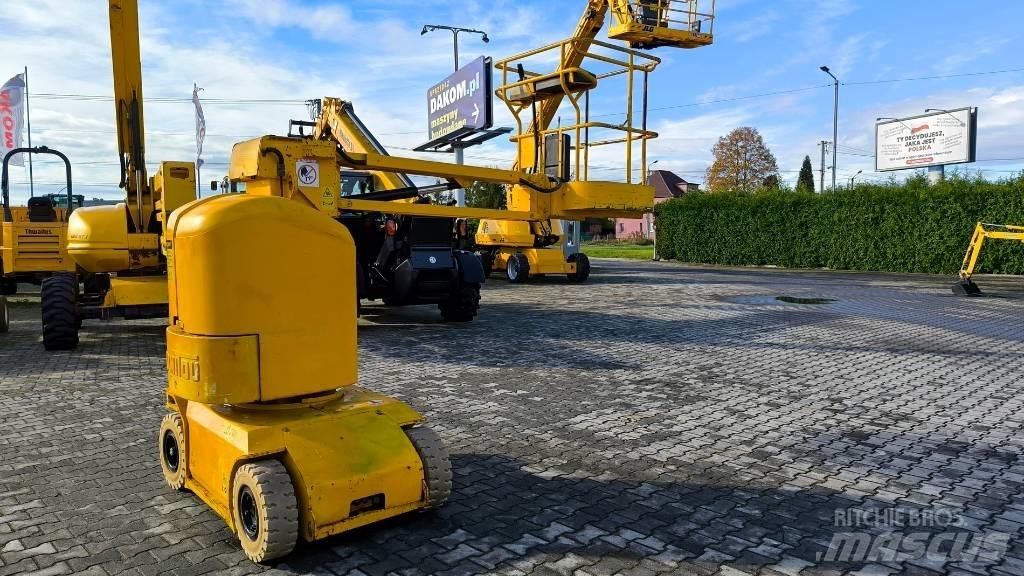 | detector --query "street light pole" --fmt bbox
[421,24,489,207]
[820,66,839,192]
[849,169,862,188]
